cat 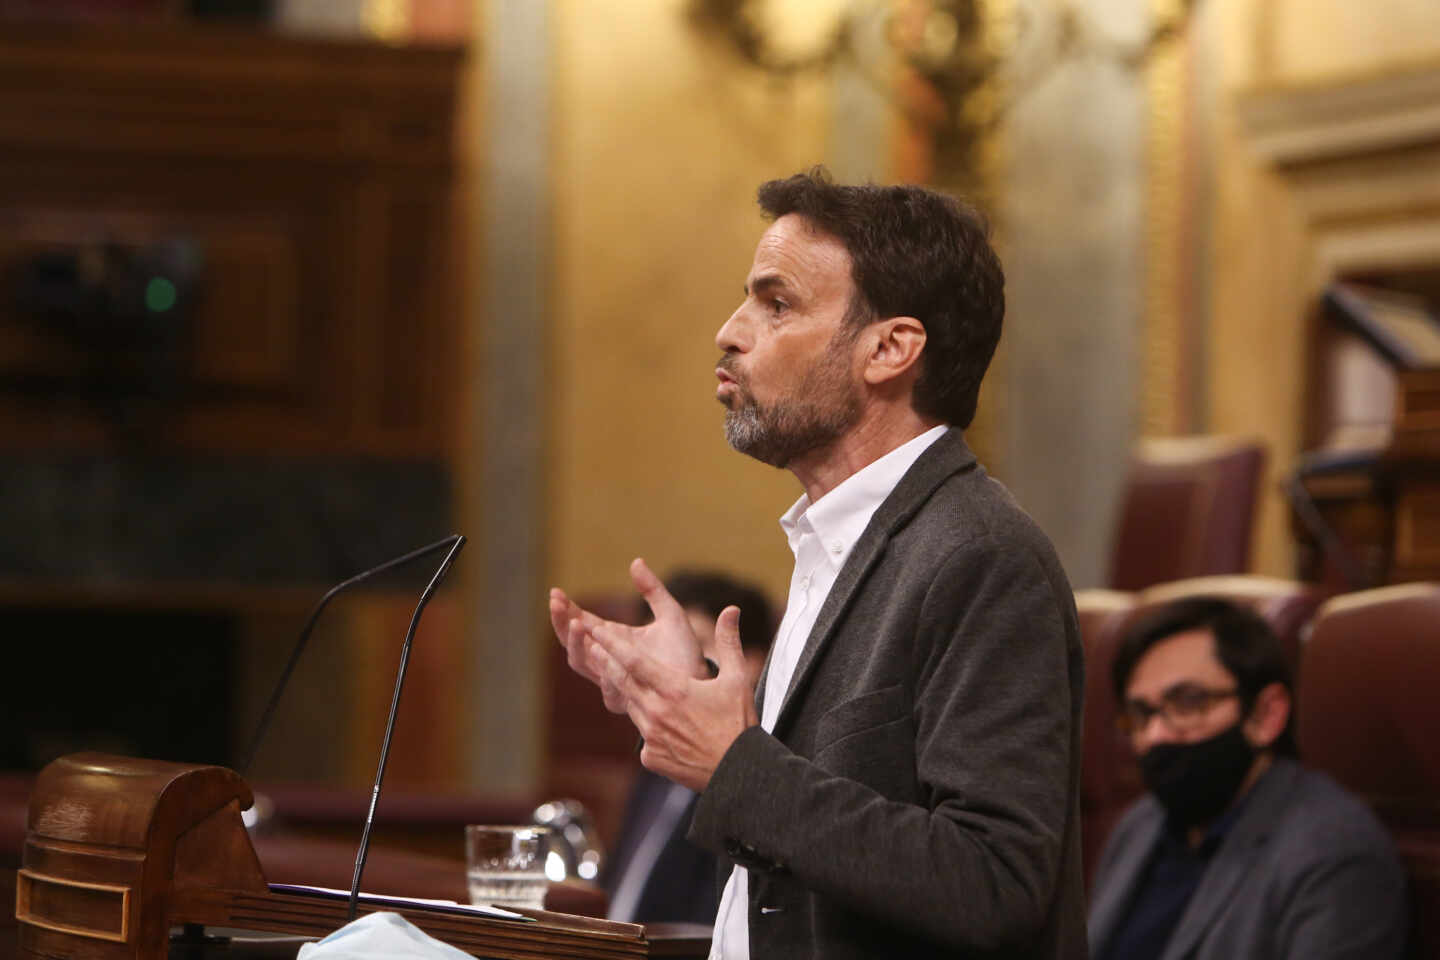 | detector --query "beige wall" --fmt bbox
[546,0,838,604]
[1266,0,1440,82]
